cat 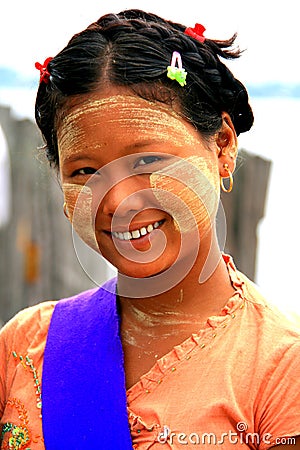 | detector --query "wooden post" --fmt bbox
[221,149,272,281]
[0,106,110,325]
